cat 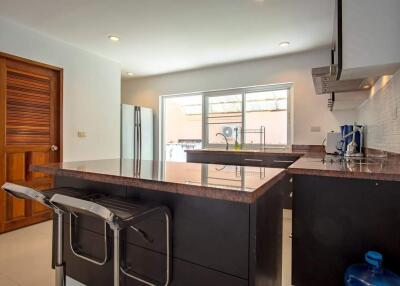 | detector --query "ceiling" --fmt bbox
[0,0,335,77]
